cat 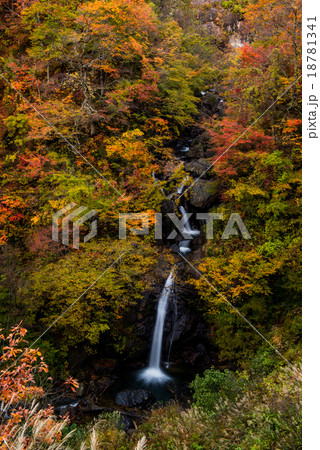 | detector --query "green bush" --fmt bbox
[249,346,281,376]
[4,114,29,146]
[190,368,246,414]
